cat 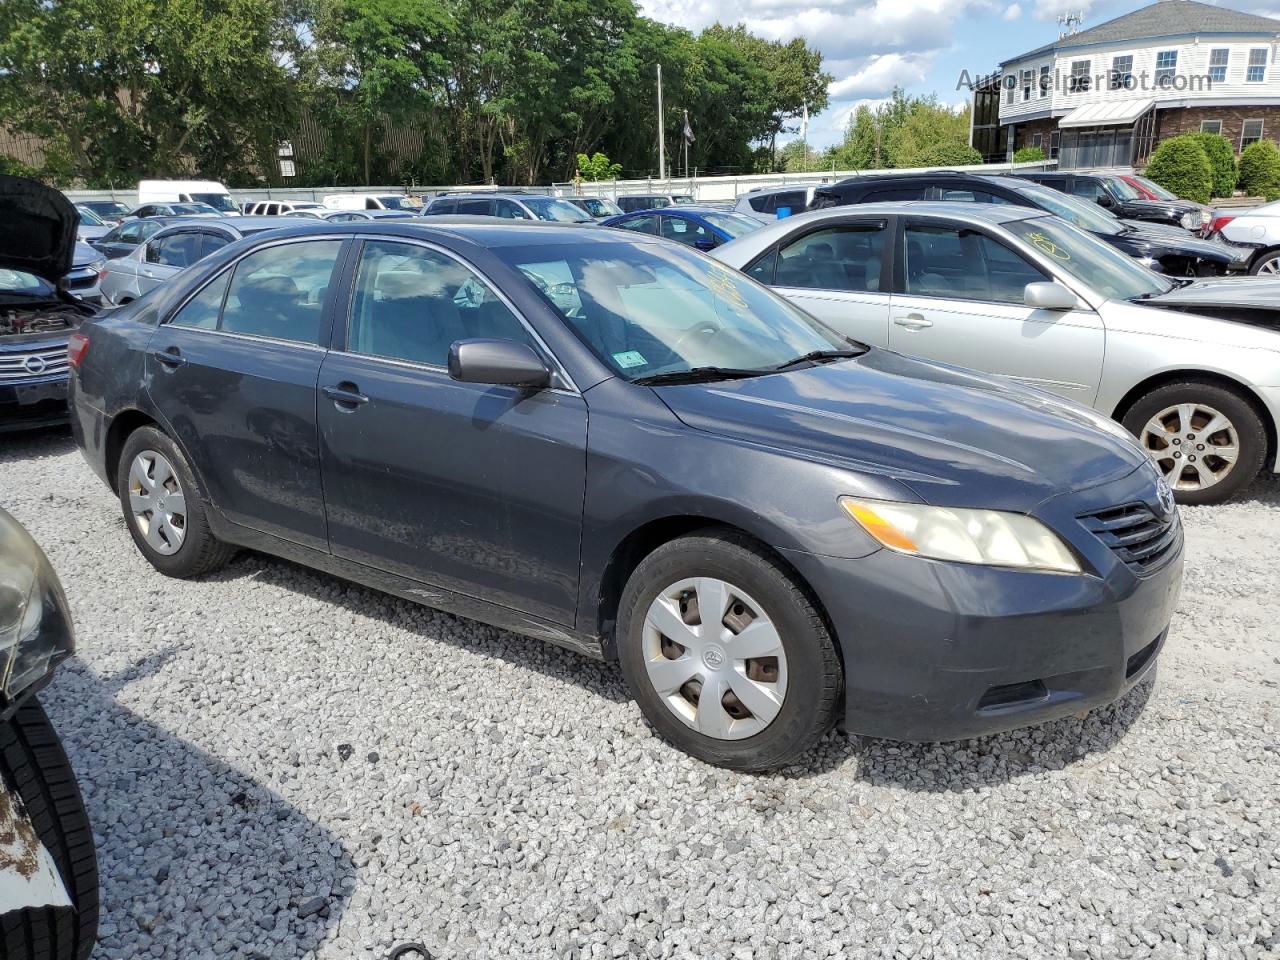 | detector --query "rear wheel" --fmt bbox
[616,530,842,771]
[1121,381,1267,505]
[0,697,98,960]
[1250,249,1280,276]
